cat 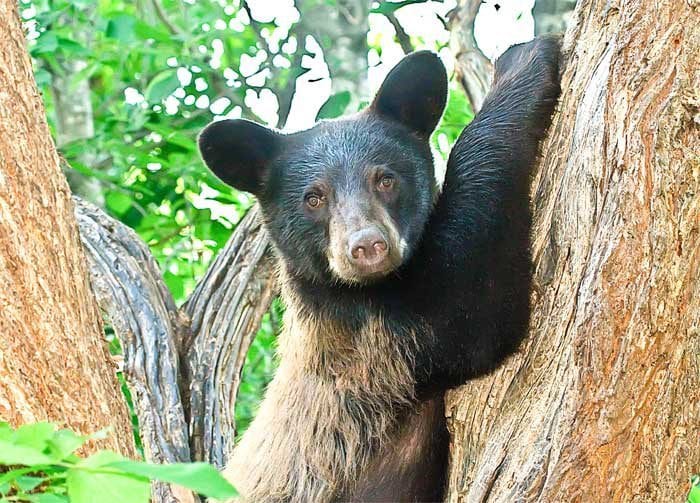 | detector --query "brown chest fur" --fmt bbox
[224,285,446,502]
